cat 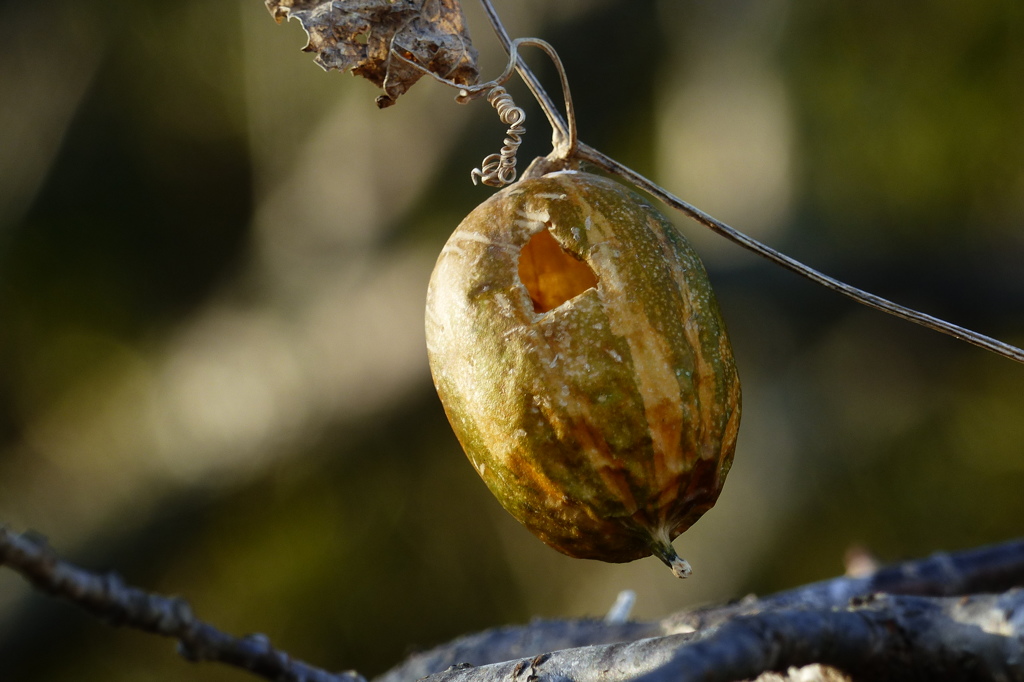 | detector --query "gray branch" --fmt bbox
[3,522,1024,682]
[411,592,1024,682]
[380,537,1024,682]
